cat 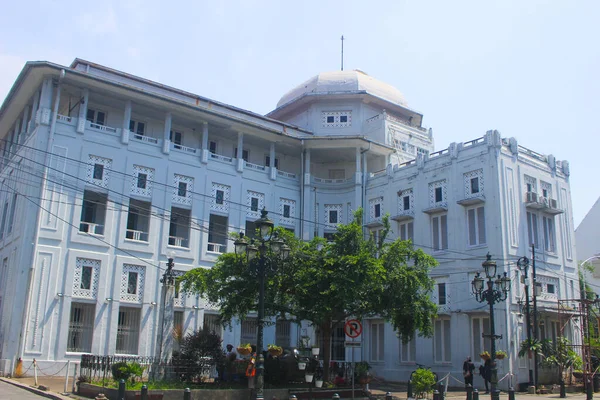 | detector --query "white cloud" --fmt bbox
[0,54,27,106]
